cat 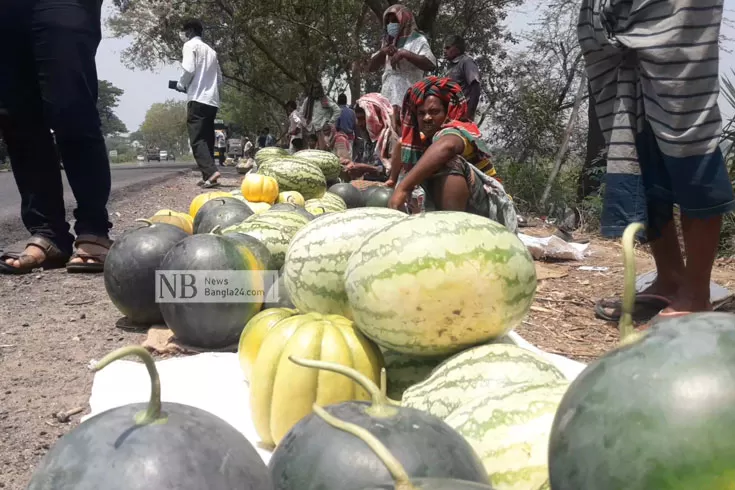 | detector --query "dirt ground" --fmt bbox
[2,171,735,489]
